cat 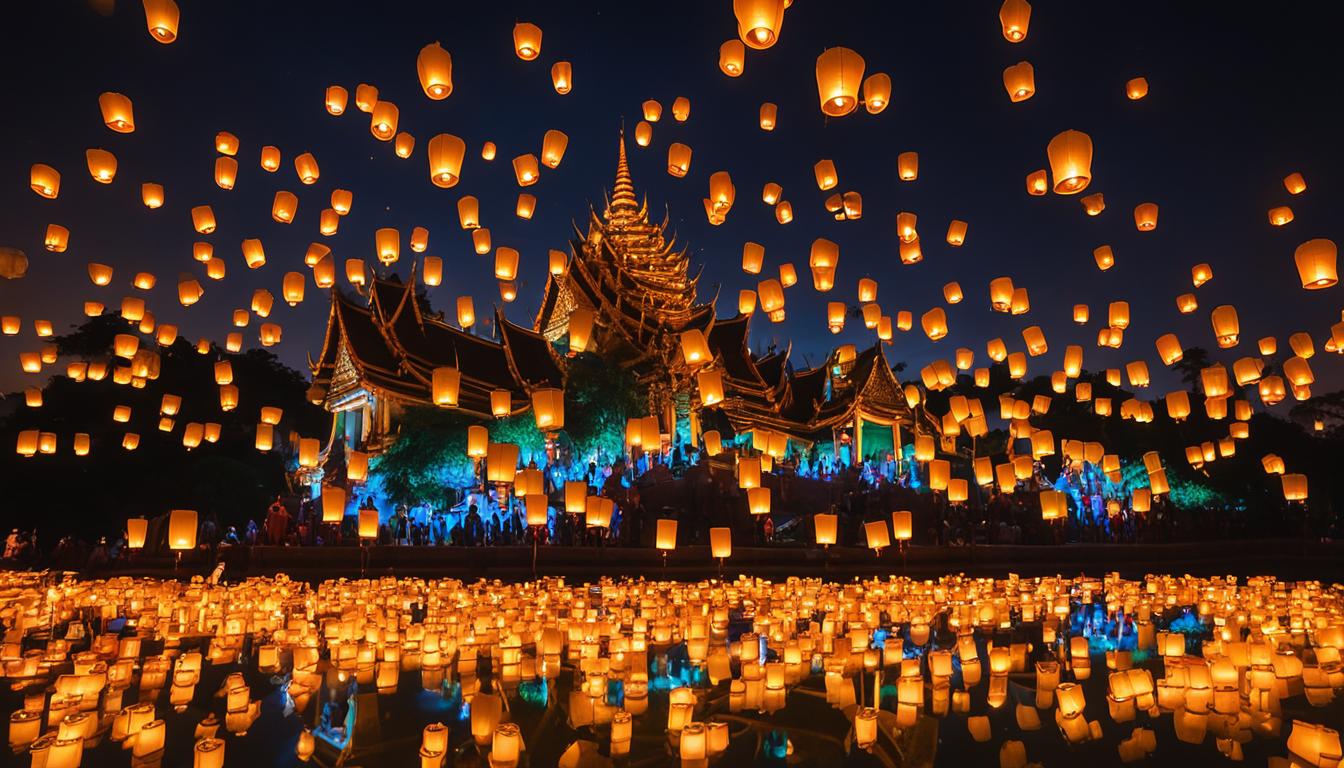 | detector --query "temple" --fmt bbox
[309,129,922,461]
